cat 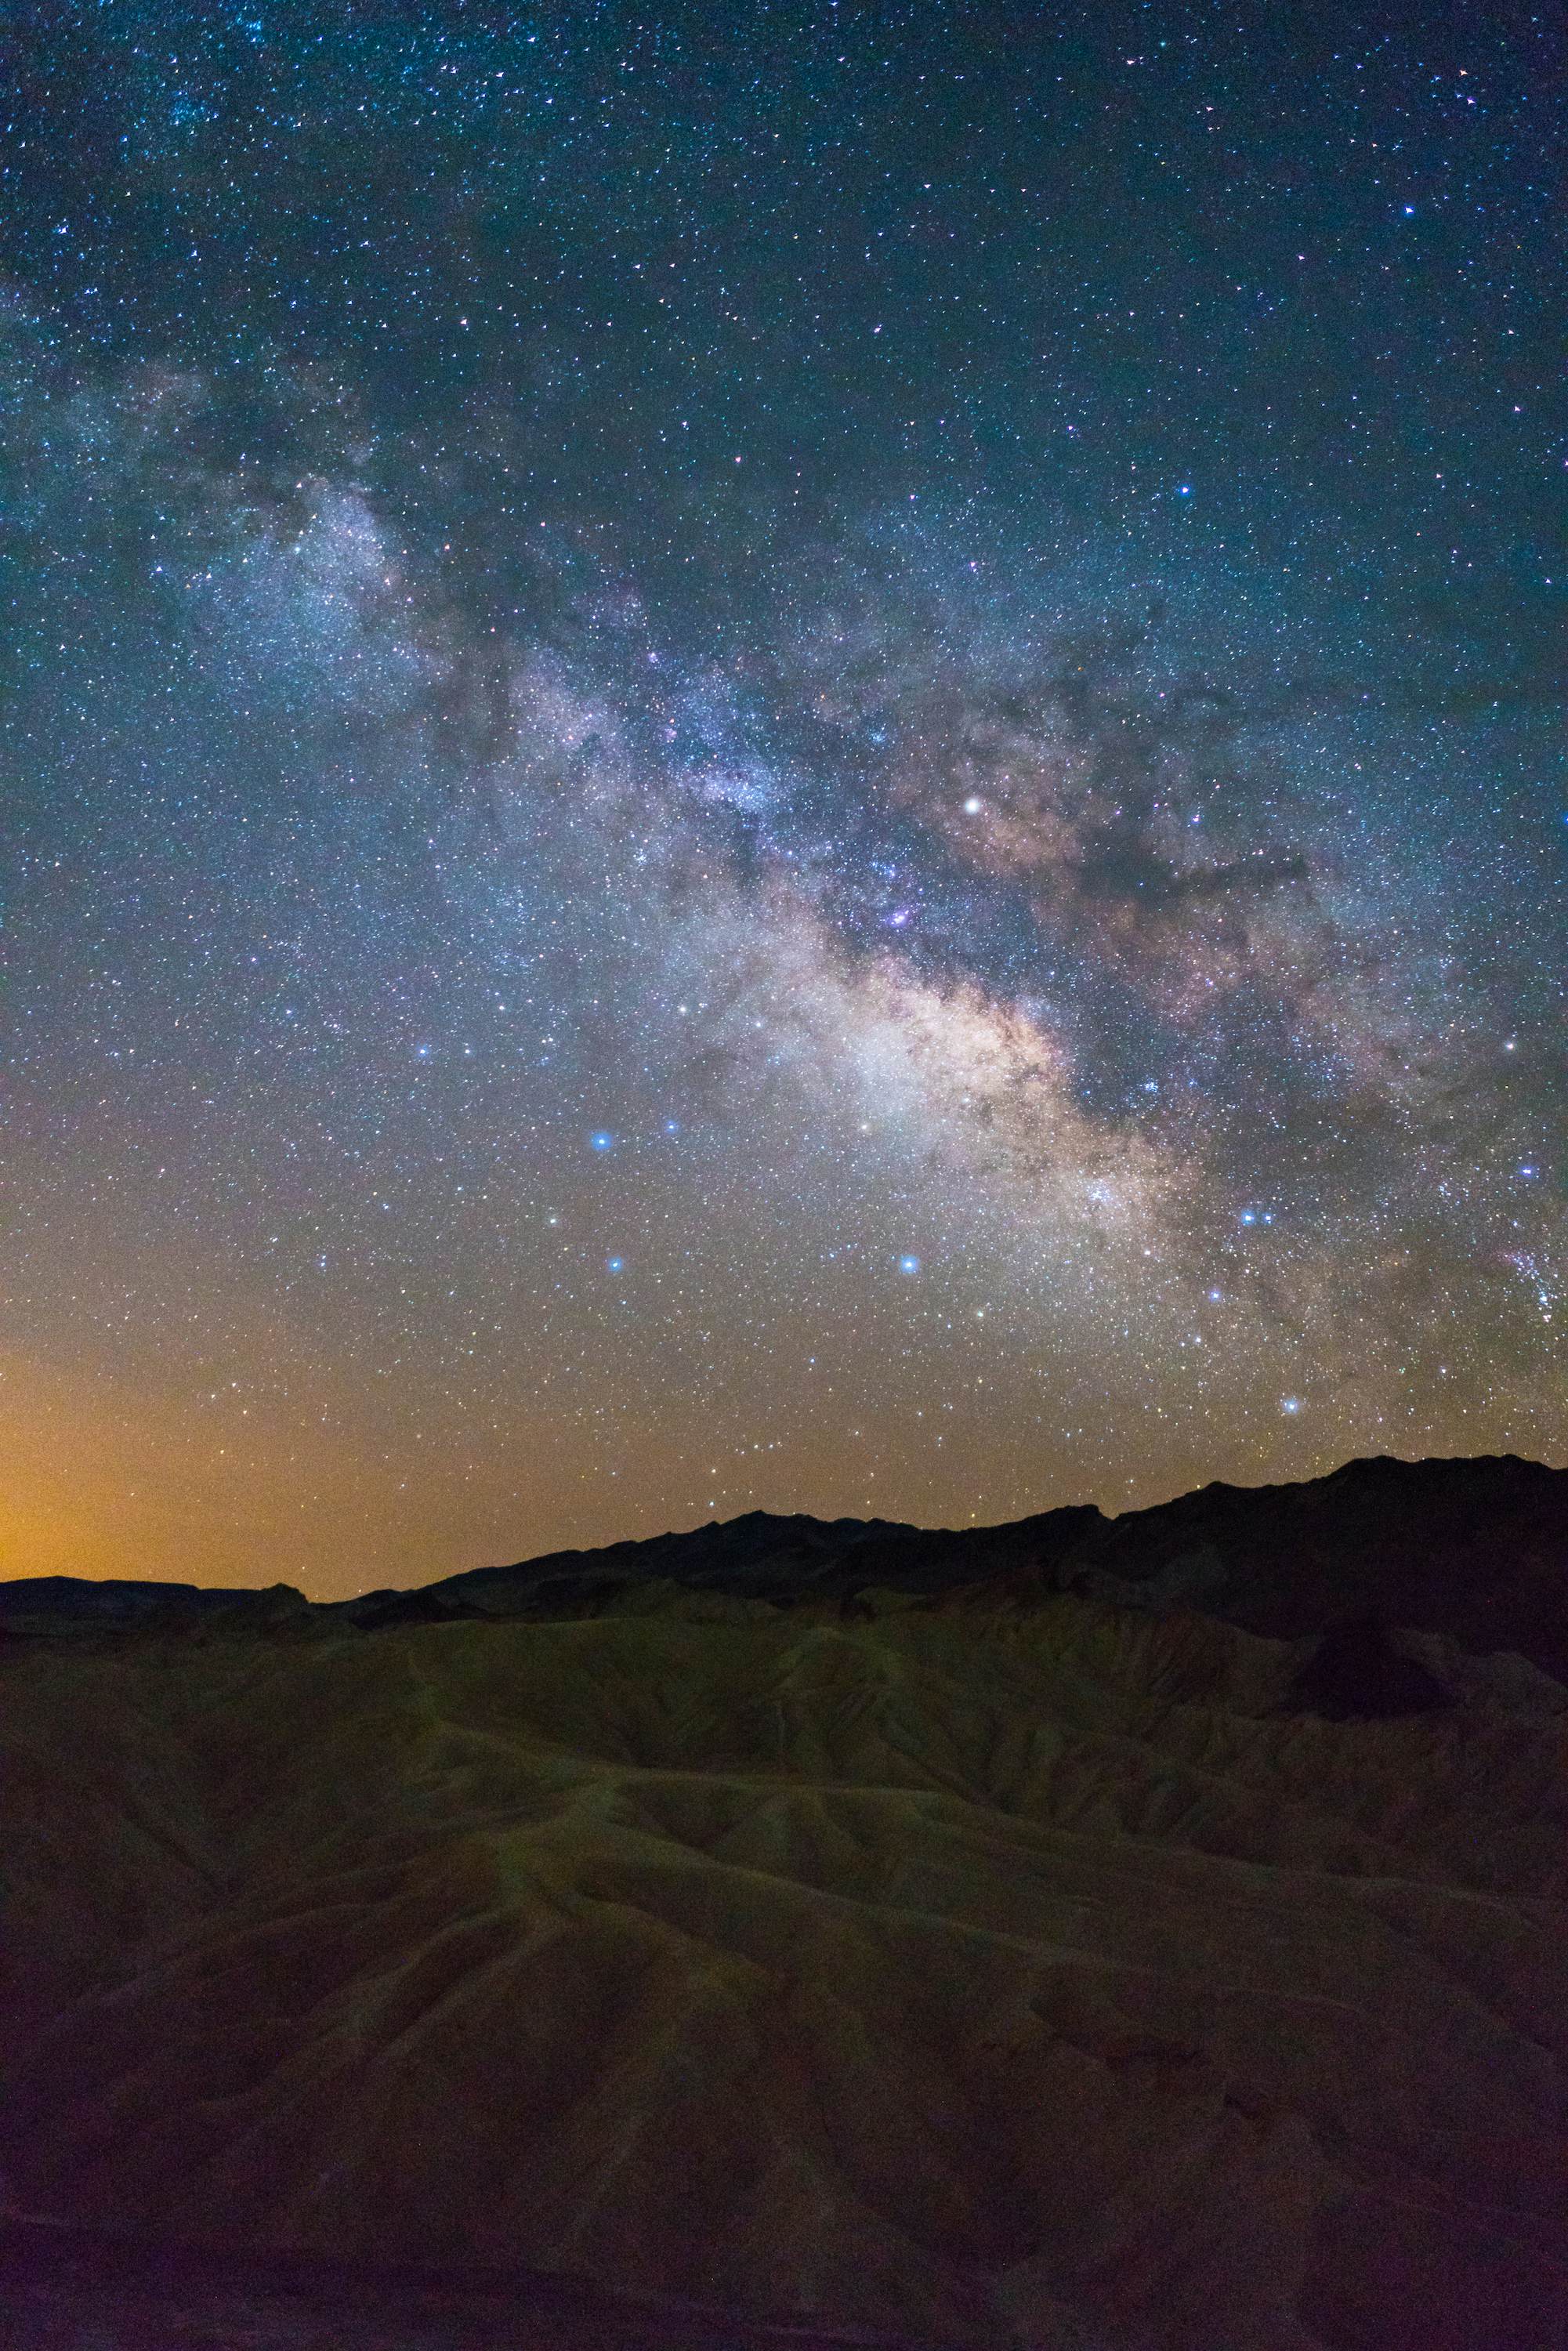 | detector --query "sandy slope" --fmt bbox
[3,1592,1565,2350]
